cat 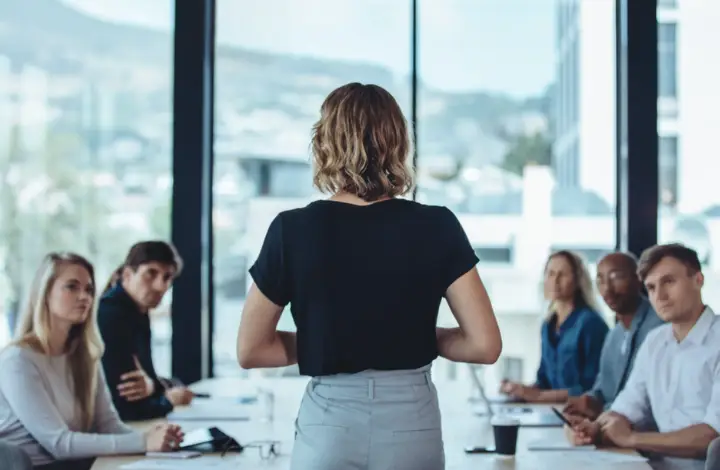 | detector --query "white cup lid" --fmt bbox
[491,415,520,426]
